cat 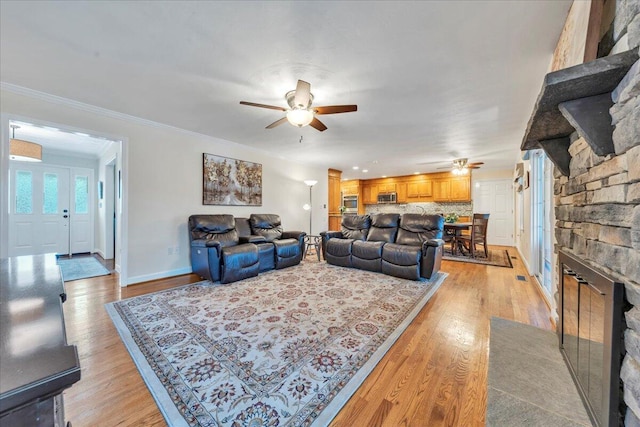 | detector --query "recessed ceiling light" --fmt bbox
[382,175,387,178]
[414,172,420,175]
[74,132,90,137]
[43,126,60,131]
[353,166,359,170]
[372,160,379,164]
[362,169,368,173]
